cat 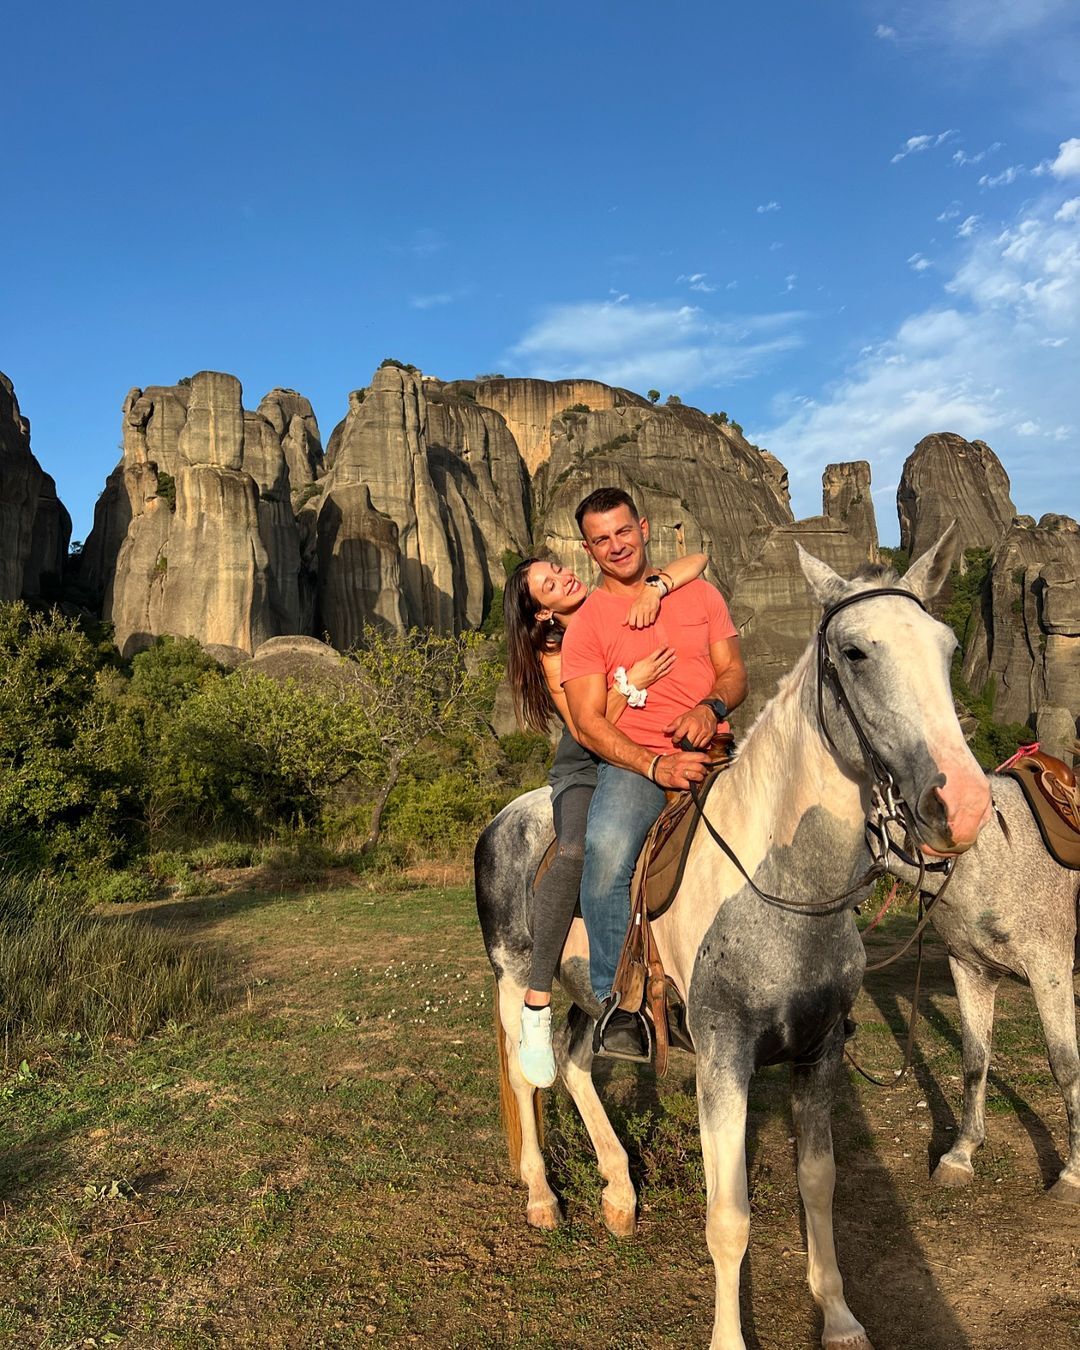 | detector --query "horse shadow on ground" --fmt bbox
[558,1028,972,1349]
